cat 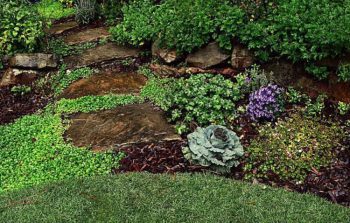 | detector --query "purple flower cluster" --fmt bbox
[247,84,284,121]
